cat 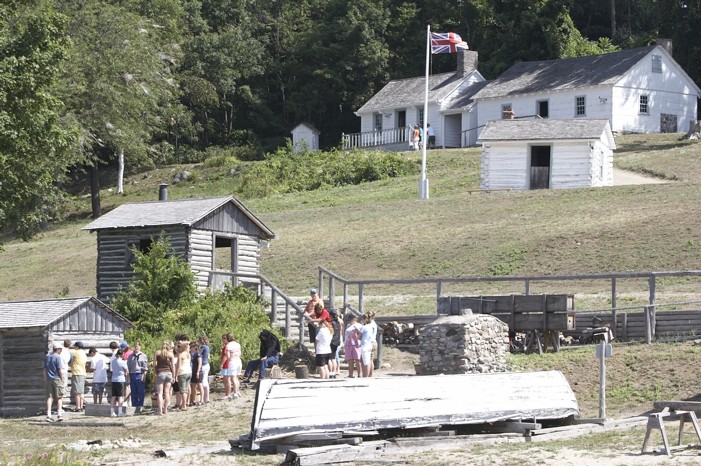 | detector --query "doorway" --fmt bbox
[397,110,406,141]
[529,145,551,189]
